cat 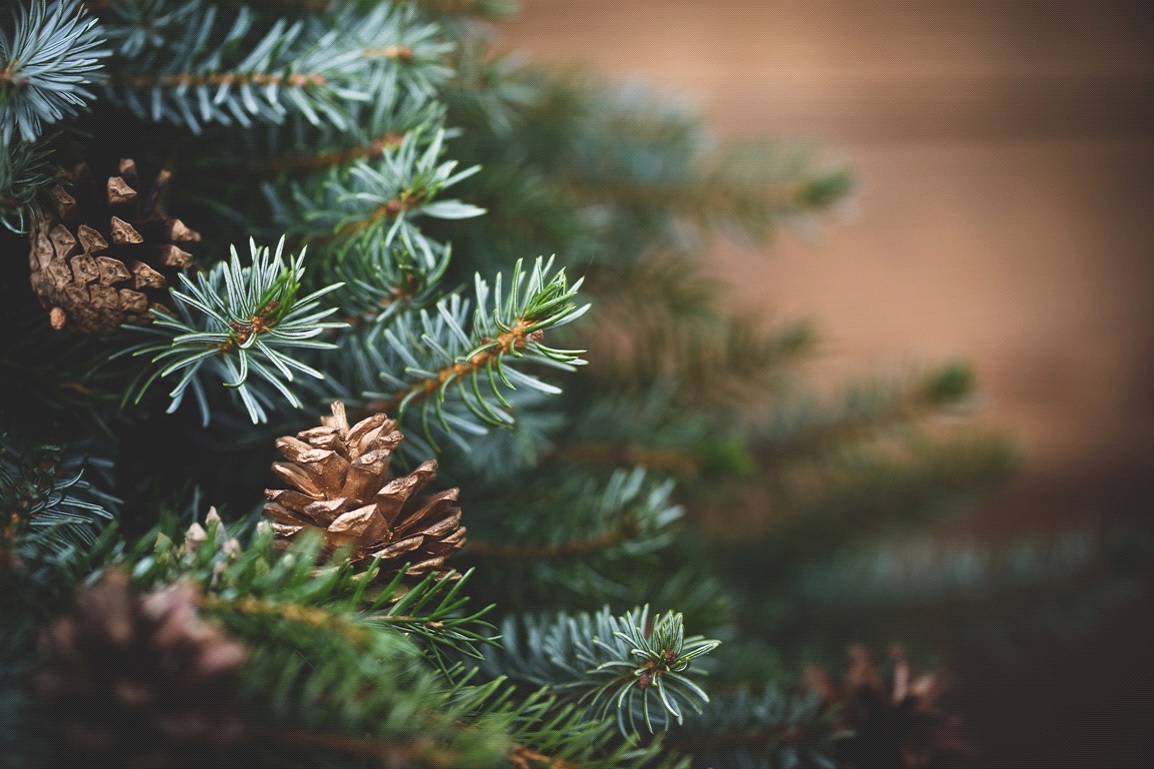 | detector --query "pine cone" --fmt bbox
[35,569,248,768]
[264,401,466,577]
[803,645,970,769]
[27,159,200,335]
